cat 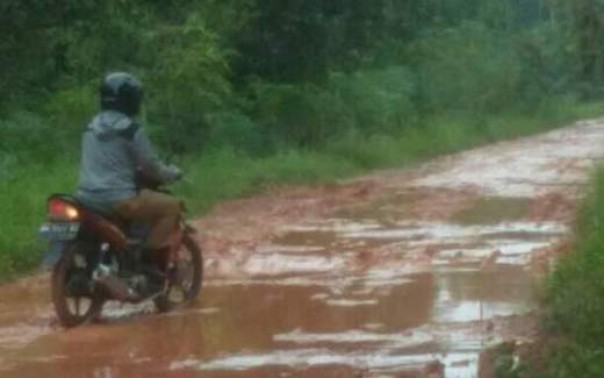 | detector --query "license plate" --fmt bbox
[39,222,80,241]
